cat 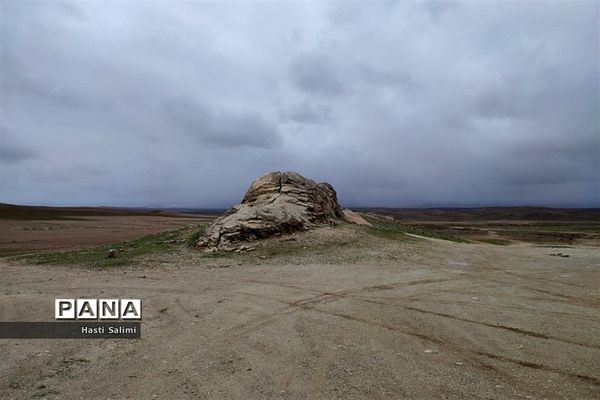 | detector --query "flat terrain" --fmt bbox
[1,207,599,399]
[360,207,600,246]
[0,203,215,257]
